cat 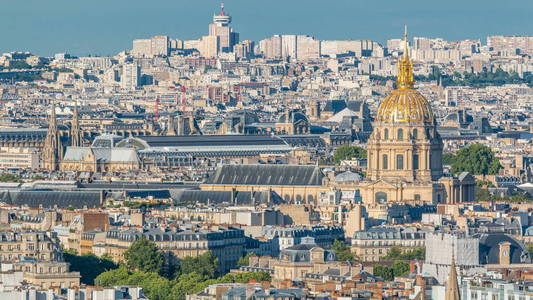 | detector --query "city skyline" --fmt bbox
[2,0,532,56]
